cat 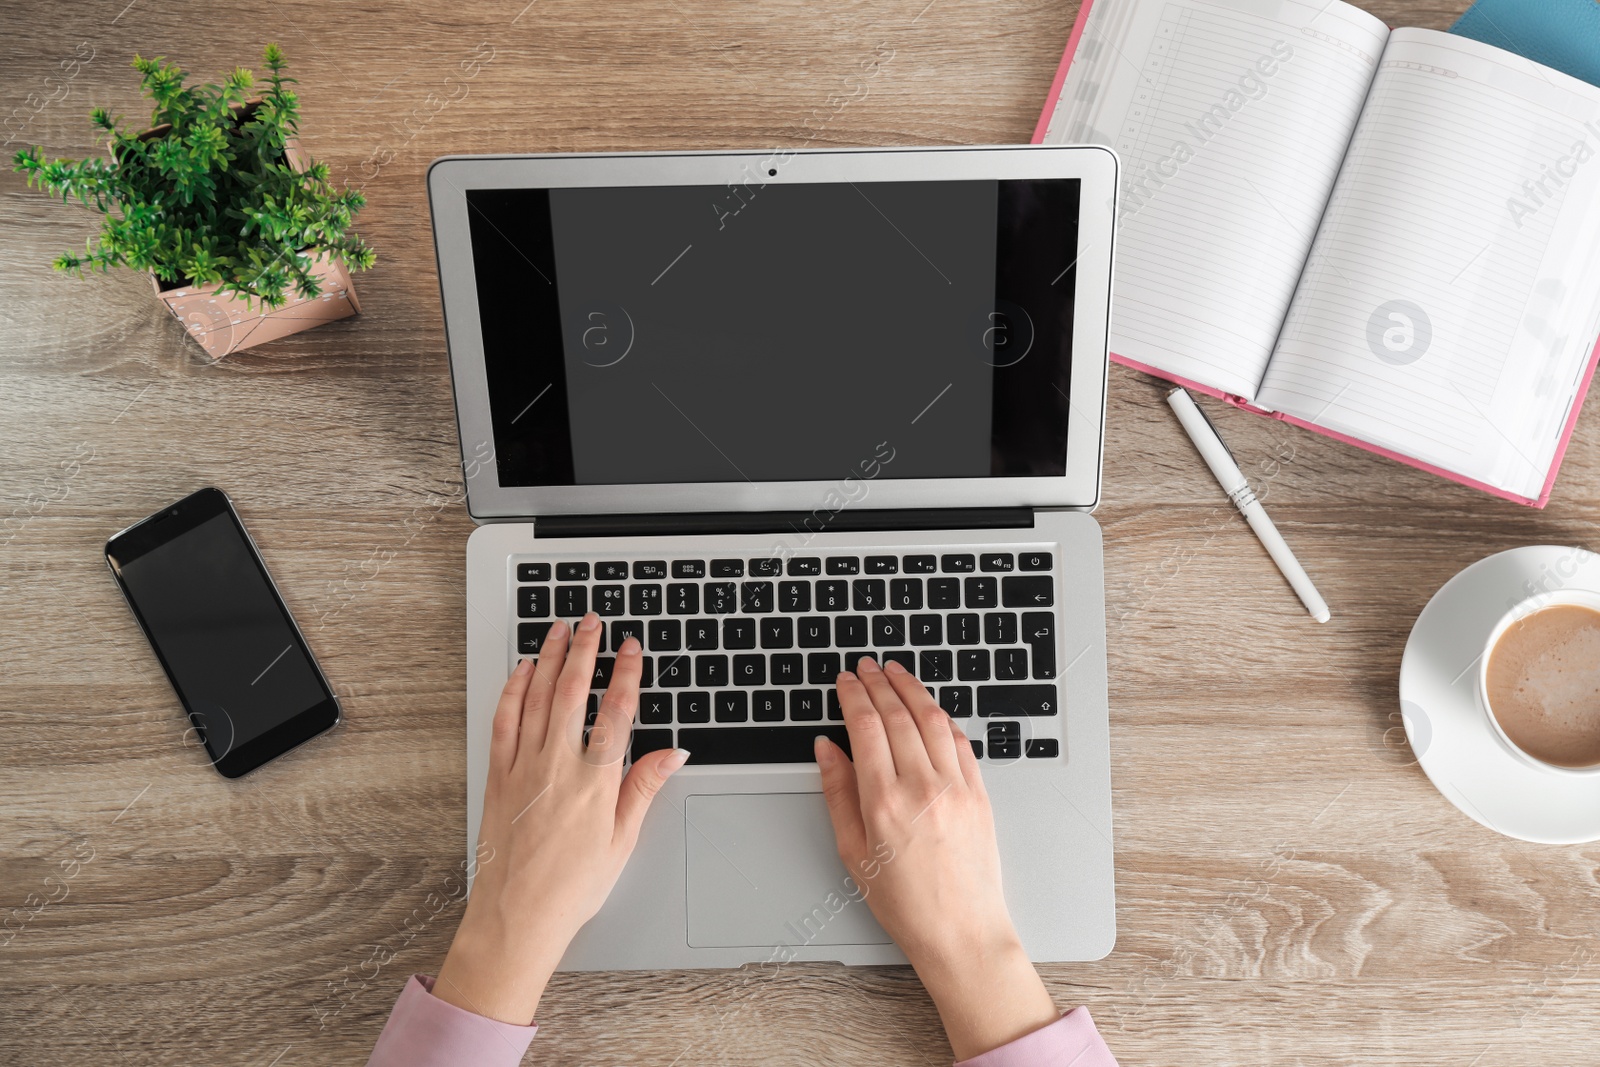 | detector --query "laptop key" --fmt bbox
[630,728,674,762]
[760,617,793,649]
[1002,576,1053,608]
[629,584,663,616]
[752,690,785,721]
[633,560,669,580]
[667,583,699,614]
[941,554,975,573]
[596,561,628,580]
[678,724,850,763]
[696,655,729,688]
[594,585,625,616]
[826,556,860,575]
[808,652,842,685]
[613,620,645,648]
[890,578,922,611]
[1025,738,1059,758]
[723,618,756,649]
[517,621,553,654]
[980,553,1015,572]
[978,684,1058,716]
[957,649,990,681]
[984,612,1018,645]
[706,582,737,614]
[948,612,980,645]
[779,581,811,612]
[741,581,774,613]
[797,617,831,647]
[852,579,886,611]
[865,555,898,574]
[882,650,916,673]
[872,614,905,647]
[791,689,825,720]
[711,558,744,577]
[919,650,954,682]
[649,620,681,651]
[904,554,937,573]
[970,738,983,759]
[928,578,960,609]
[995,648,1029,680]
[845,650,878,672]
[672,559,706,578]
[557,562,589,581]
[715,691,749,722]
[640,693,673,724]
[591,657,614,688]
[685,619,717,649]
[517,587,550,618]
[1023,611,1057,678]
[749,557,781,577]
[939,685,974,717]
[836,615,868,647]
[734,654,765,686]
[1019,552,1053,571]
[556,586,588,616]
[827,690,843,720]
[771,654,803,685]
[787,557,822,576]
[987,721,1021,759]
[964,577,998,609]
[909,614,942,645]
[677,692,711,722]
[816,581,849,611]
[658,655,691,687]
[517,562,551,582]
